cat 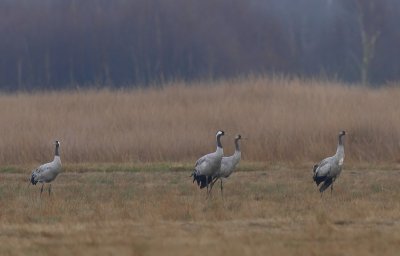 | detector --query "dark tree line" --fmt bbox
[0,0,399,90]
